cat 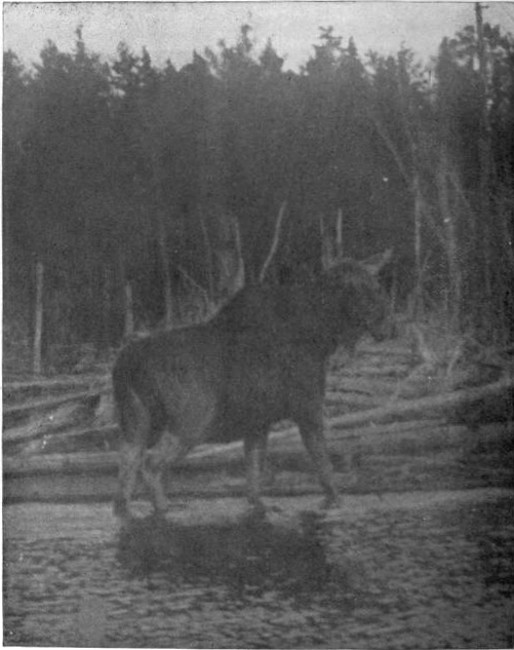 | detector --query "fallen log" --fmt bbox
[334,364,411,378]
[4,374,108,394]
[5,419,513,488]
[357,340,415,357]
[328,374,514,431]
[326,376,398,395]
[9,425,118,455]
[265,375,513,449]
[3,397,104,443]
[0,422,459,478]
[3,384,385,448]
[3,387,109,417]
[3,375,512,475]
[4,450,117,476]
[325,393,386,408]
